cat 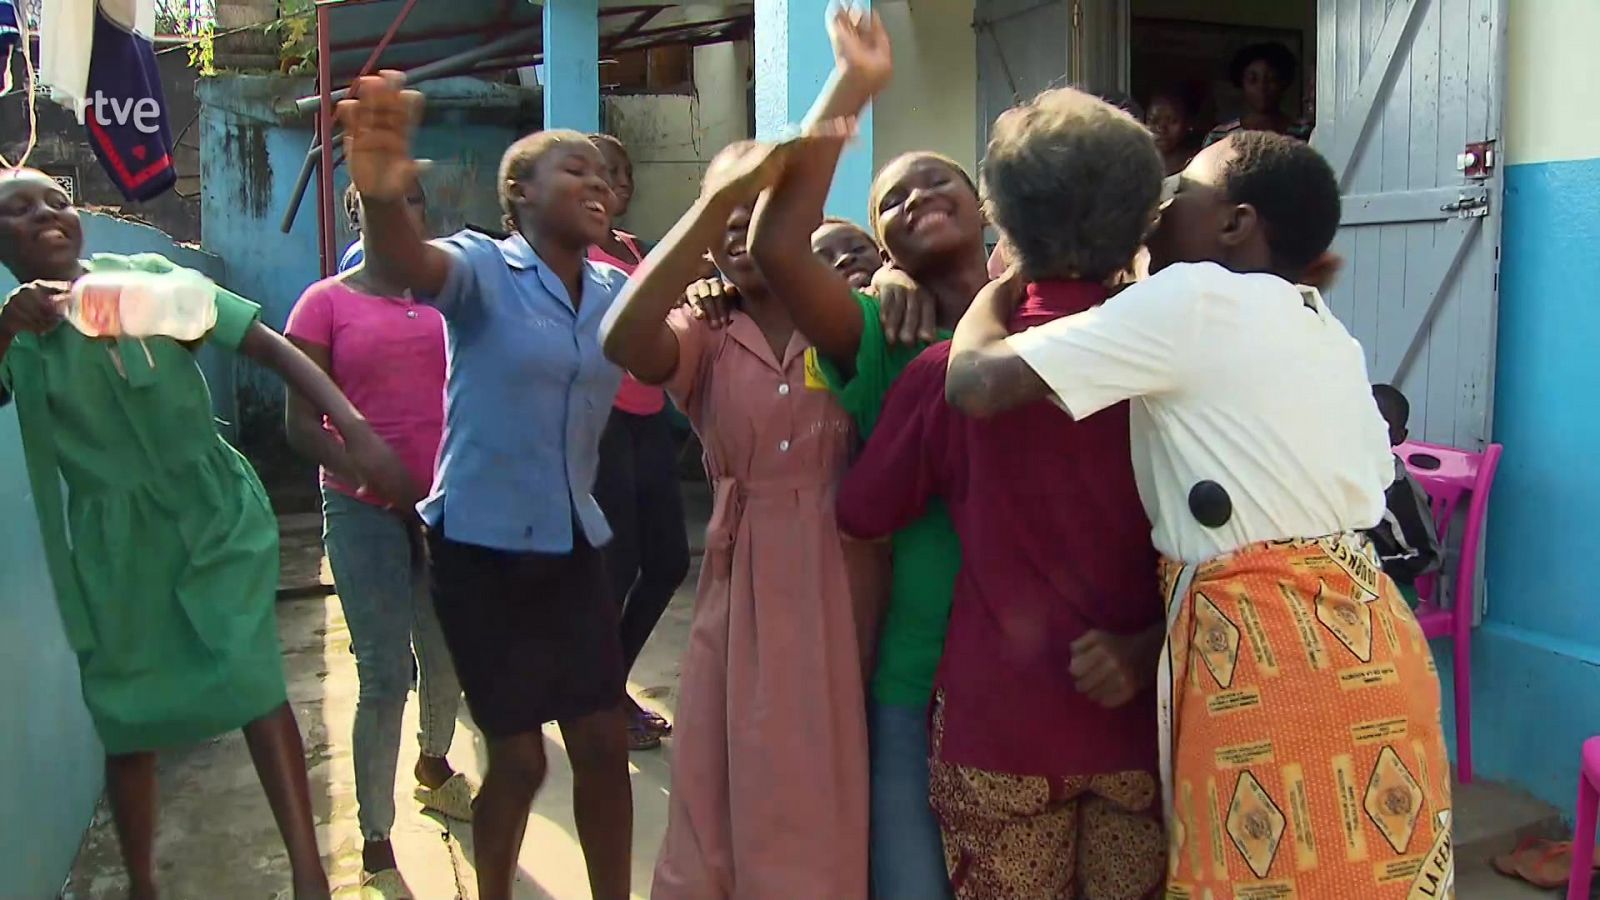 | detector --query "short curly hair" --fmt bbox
[498,128,593,231]
[1229,42,1299,88]
[1219,131,1341,271]
[980,86,1163,282]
